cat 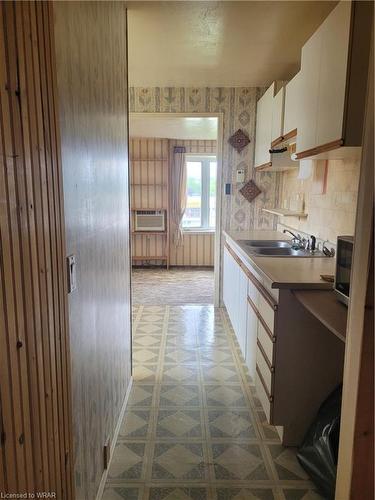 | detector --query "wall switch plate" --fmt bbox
[225,183,231,195]
[236,169,245,183]
[67,255,77,293]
